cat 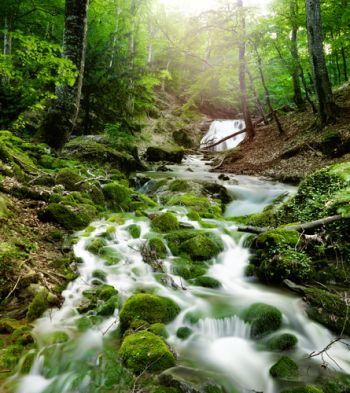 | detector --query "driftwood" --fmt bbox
[200,129,247,151]
[235,214,349,235]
